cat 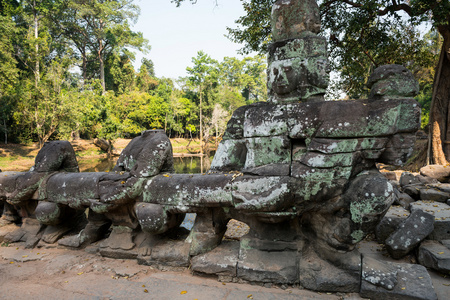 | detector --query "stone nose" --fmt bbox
[275,69,289,85]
